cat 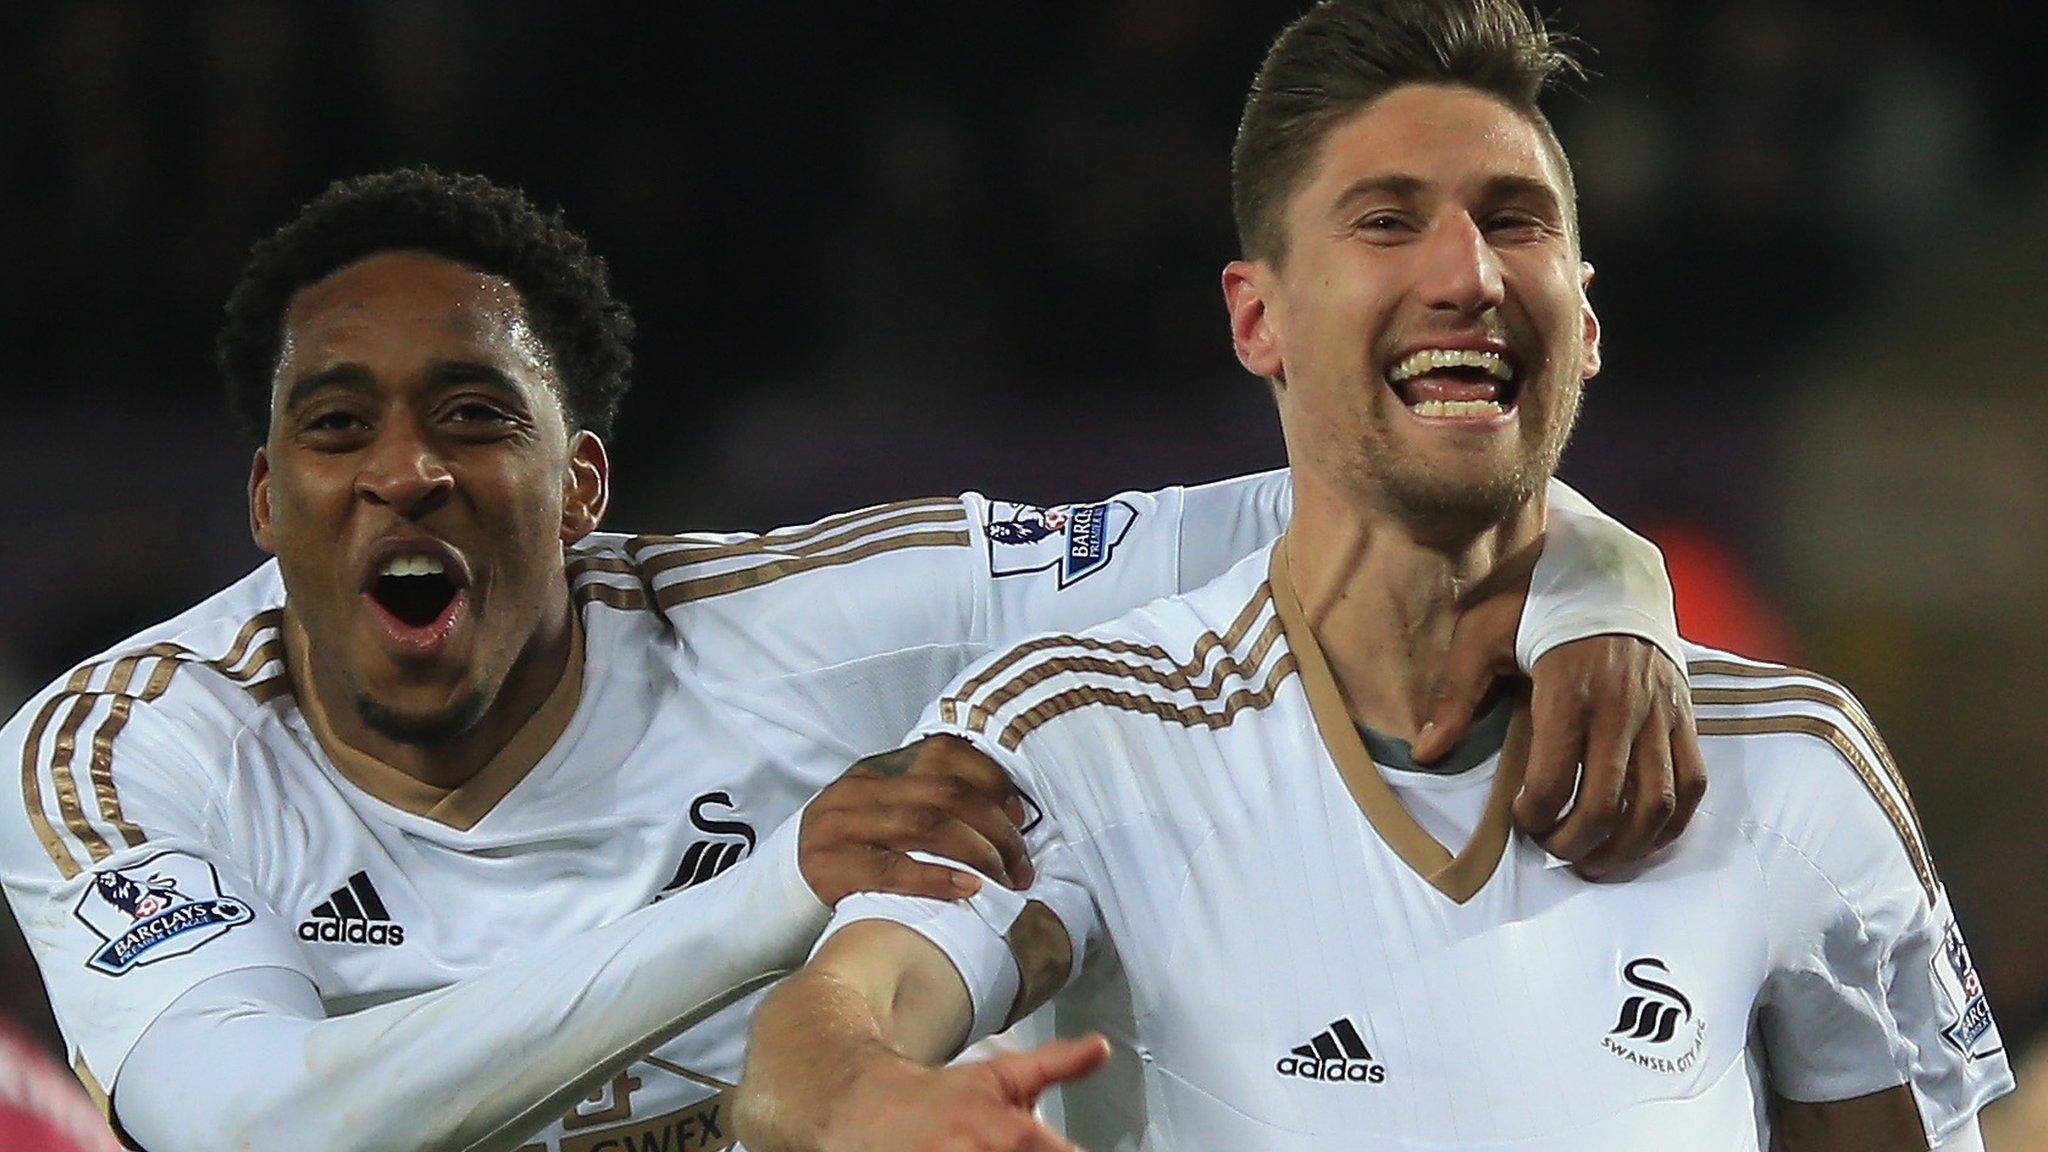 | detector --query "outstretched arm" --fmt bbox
[737,919,1104,1152]
[45,744,1027,1152]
